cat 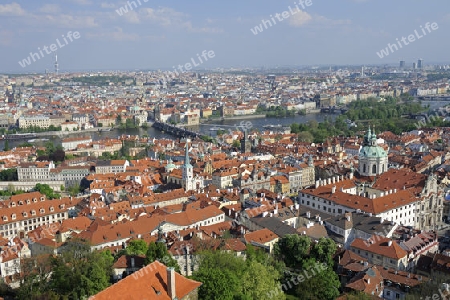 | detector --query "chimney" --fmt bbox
[167,267,176,300]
